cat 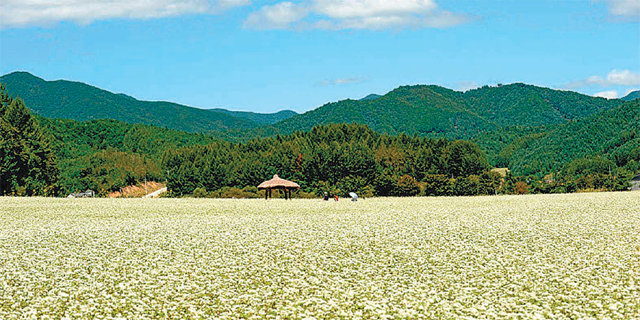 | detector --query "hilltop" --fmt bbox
[270,83,622,138]
[0,72,297,132]
[2,72,622,141]
[2,72,622,140]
